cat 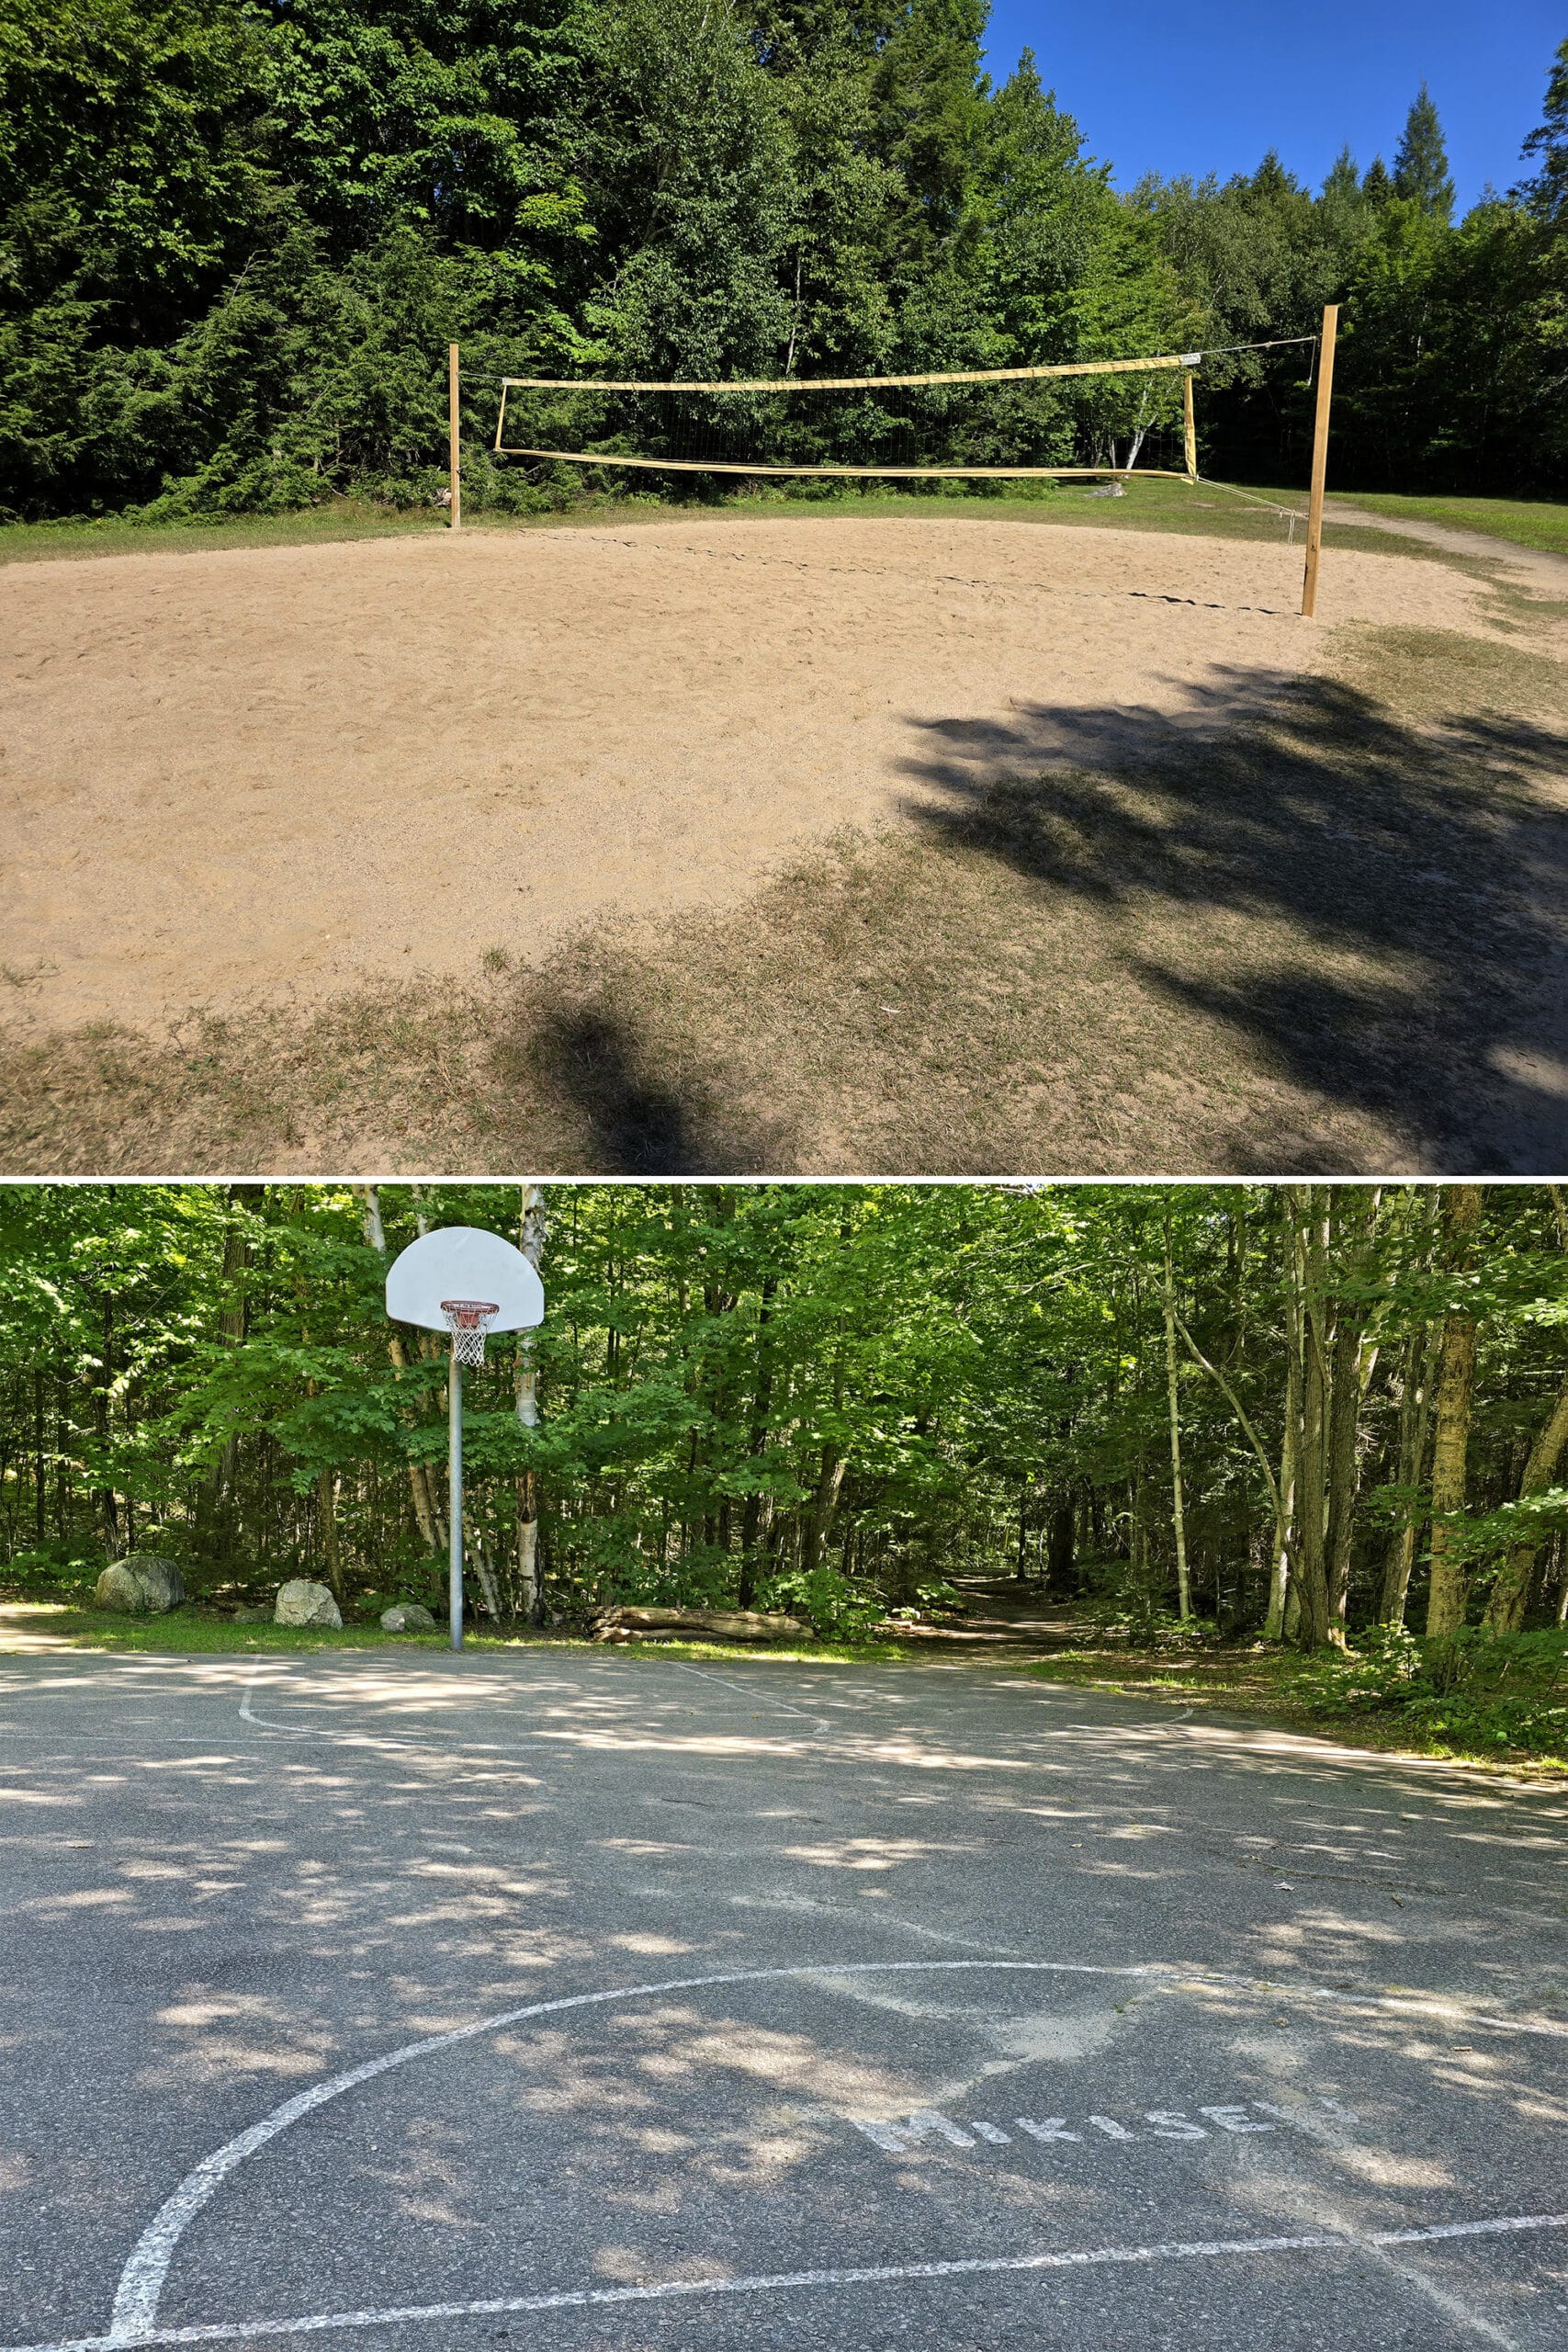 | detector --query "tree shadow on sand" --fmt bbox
[896,665,1568,1172]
